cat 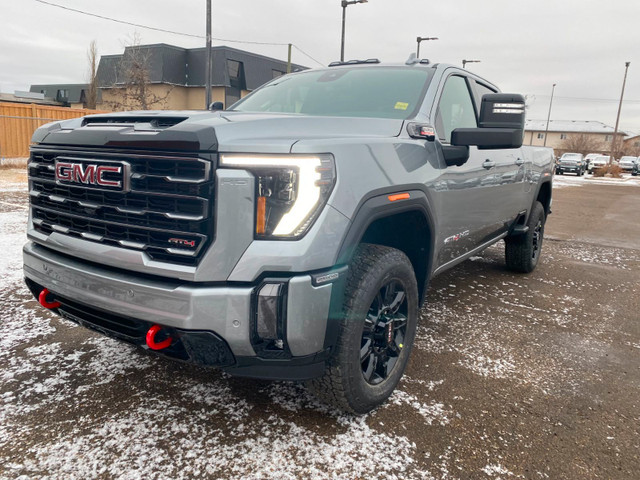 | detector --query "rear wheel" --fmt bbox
[505,201,546,273]
[307,244,418,414]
